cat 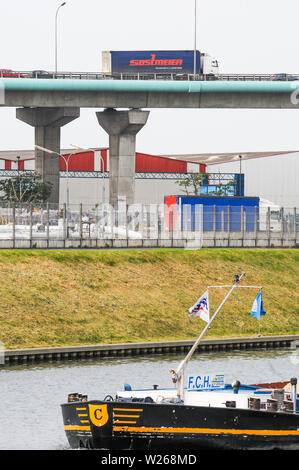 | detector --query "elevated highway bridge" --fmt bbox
[1,76,299,108]
[1,76,299,204]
